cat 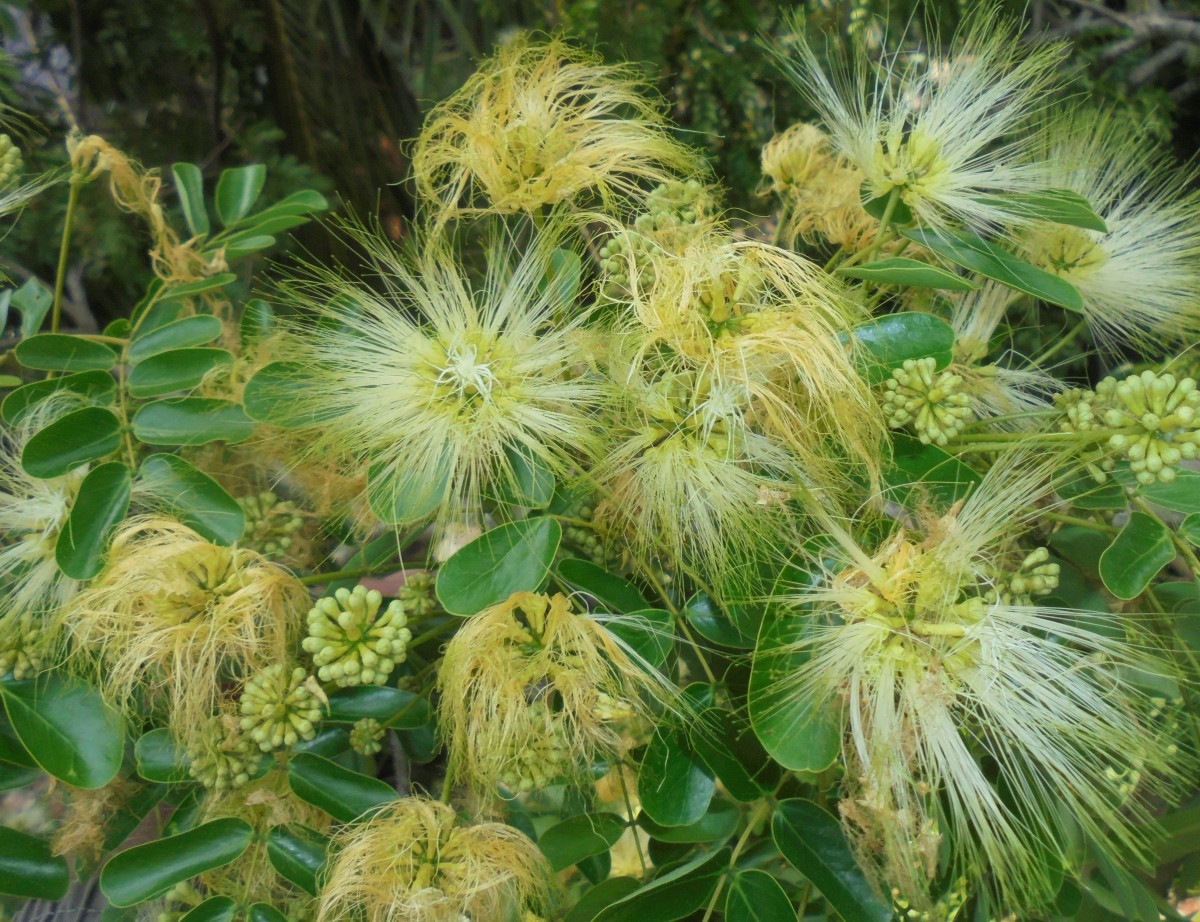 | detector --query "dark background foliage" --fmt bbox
[4,0,1200,329]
